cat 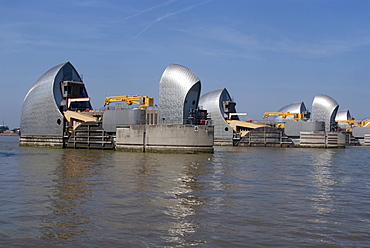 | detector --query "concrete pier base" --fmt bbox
[115,124,214,153]
[19,136,64,148]
[298,131,347,148]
